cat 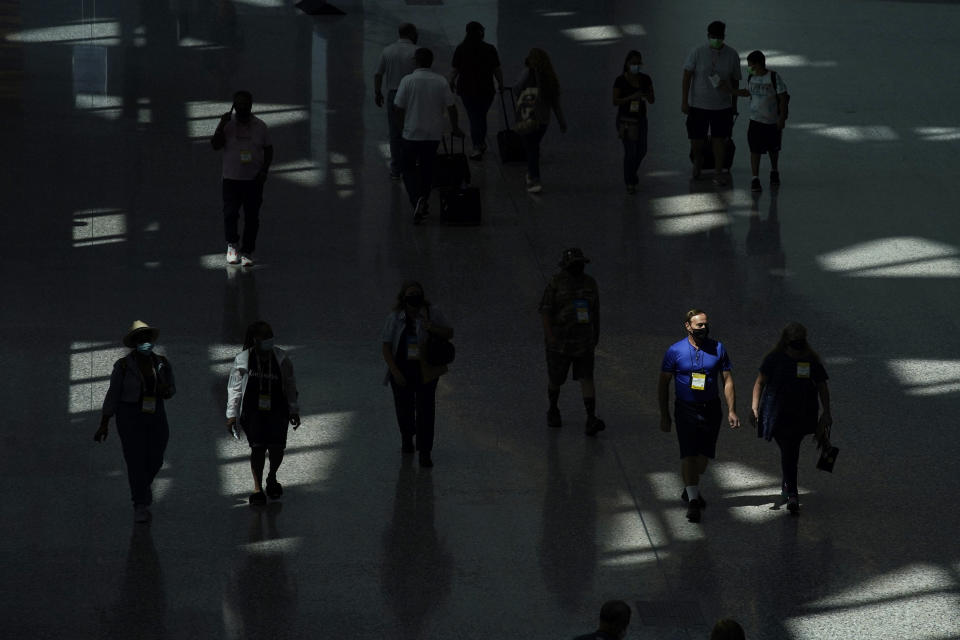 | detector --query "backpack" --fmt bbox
[749,70,790,119]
